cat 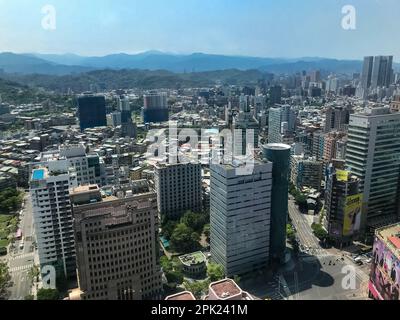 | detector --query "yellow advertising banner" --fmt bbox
[343,194,362,236]
[336,170,349,182]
